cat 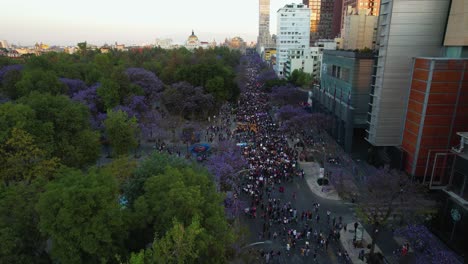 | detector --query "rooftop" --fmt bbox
[323,49,375,59]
